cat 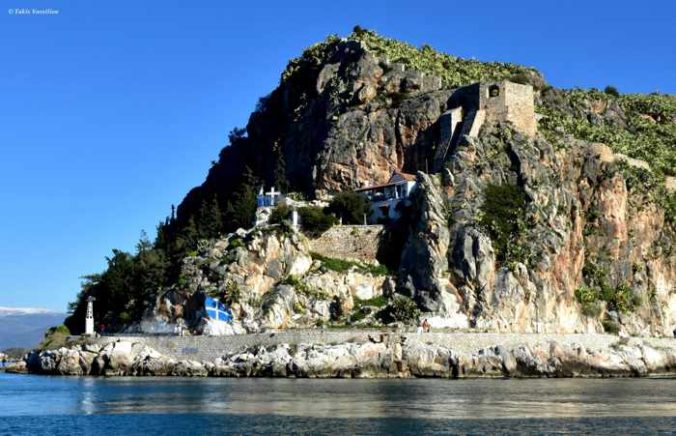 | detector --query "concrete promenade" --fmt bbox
[86,329,676,362]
